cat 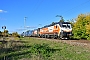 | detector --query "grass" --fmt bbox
[0,37,90,60]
